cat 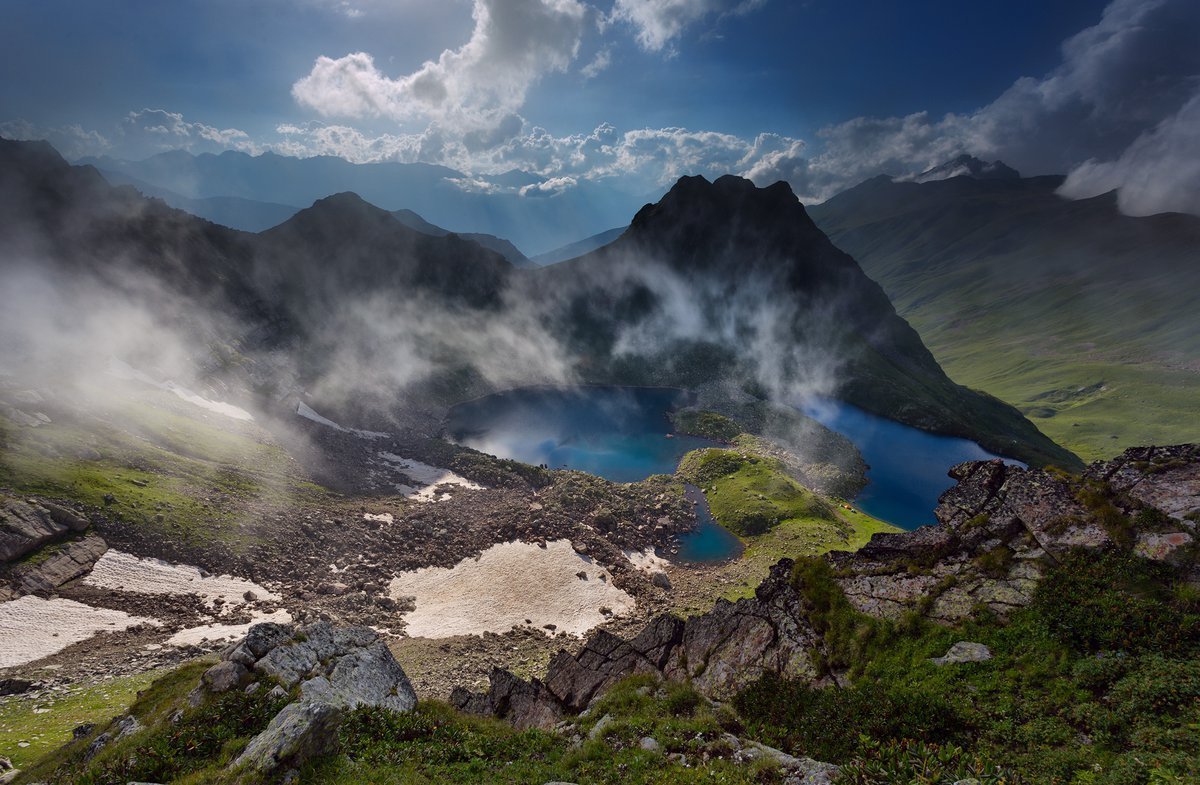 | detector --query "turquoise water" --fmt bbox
[676,484,744,562]
[800,398,1024,530]
[447,386,717,484]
